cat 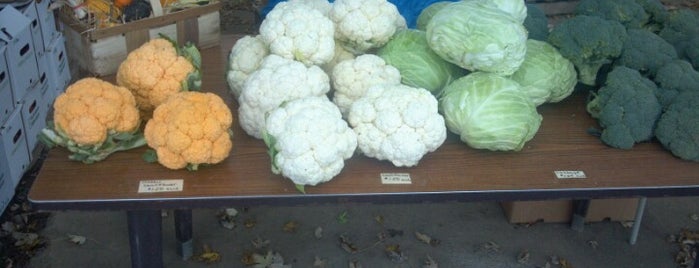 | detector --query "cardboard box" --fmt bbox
[0,45,14,124]
[60,2,222,76]
[19,1,44,55]
[0,6,40,103]
[0,153,15,216]
[501,198,640,224]
[44,33,71,94]
[0,107,30,188]
[36,0,58,51]
[18,84,46,156]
